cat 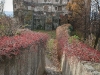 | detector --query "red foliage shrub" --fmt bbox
[0,31,48,58]
[59,37,100,63]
